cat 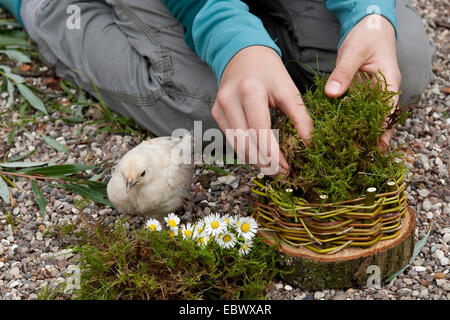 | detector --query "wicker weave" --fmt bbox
[251,175,407,254]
